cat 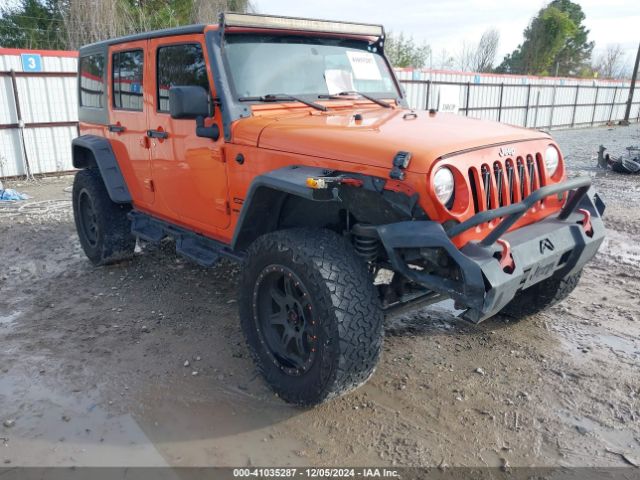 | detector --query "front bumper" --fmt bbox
[369,177,605,322]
